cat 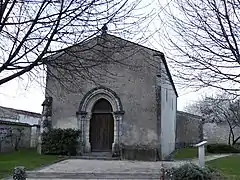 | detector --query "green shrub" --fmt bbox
[42,128,81,156]
[165,163,222,180]
[206,144,240,153]
[233,143,240,149]
[13,166,26,180]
